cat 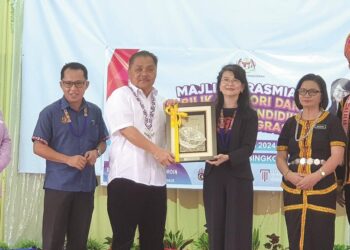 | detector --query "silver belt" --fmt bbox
[289,158,325,166]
